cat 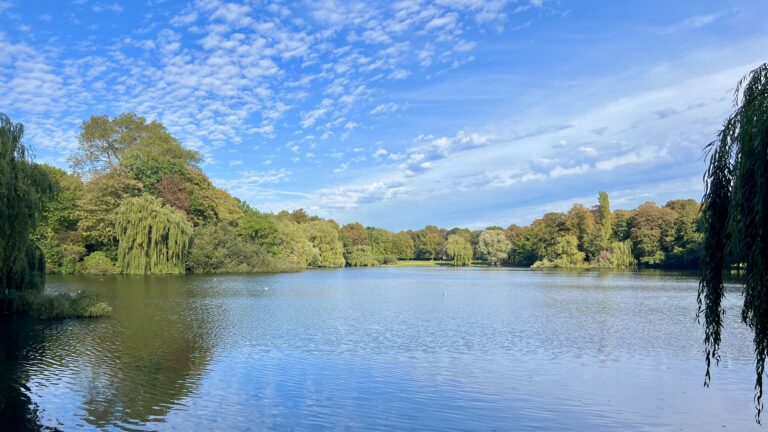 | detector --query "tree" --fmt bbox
[186,224,271,273]
[446,235,473,266]
[0,113,53,295]
[532,235,585,268]
[391,232,415,259]
[115,194,192,274]
[565,204,596,257]
[274,218,314,269]
[414,225,445,260]
[699,64,768,420]
[664,199,702,268]
[340,223,376,266]
[33,165,86,274]
[597,191,613,240]
[345,245,378,267]
[629,202,677,265]
[238,209,279,253]
[302,220,345,268]
[77,170,143,254]
[477,229,510,266]
[508,226,539,266]
[367,227,397,264]
[69,113,198,177]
